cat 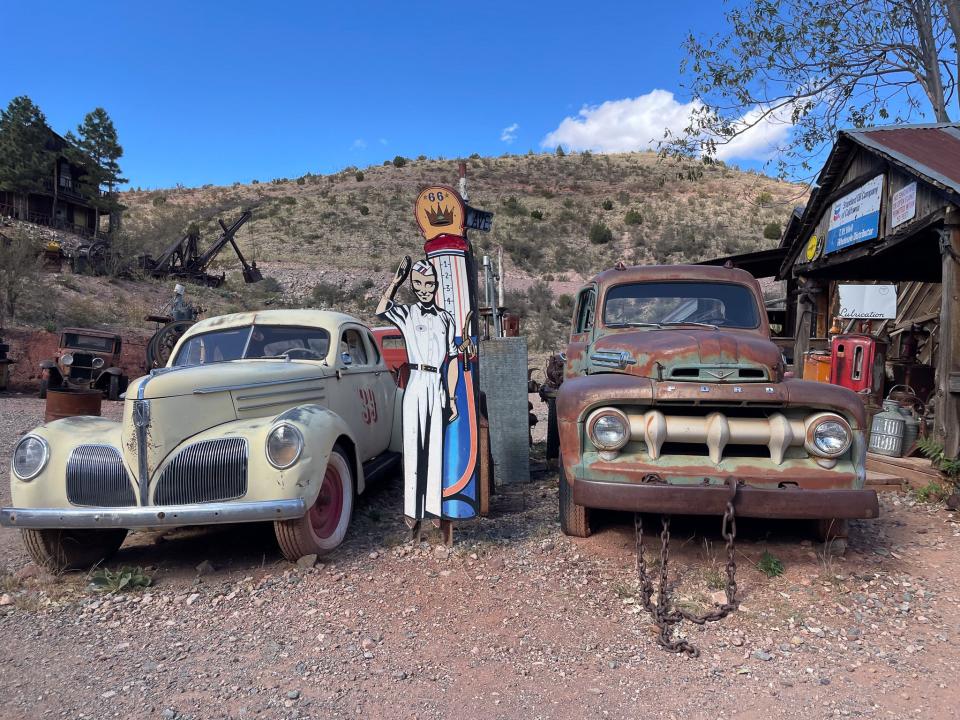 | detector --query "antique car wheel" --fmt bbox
[558,453,592,538]
[107,374,121,401]
[275,446,354,560]
[21,528,128,572]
